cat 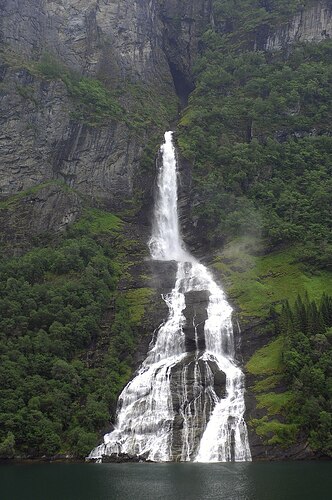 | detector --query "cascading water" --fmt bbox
[89,131,251,462]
